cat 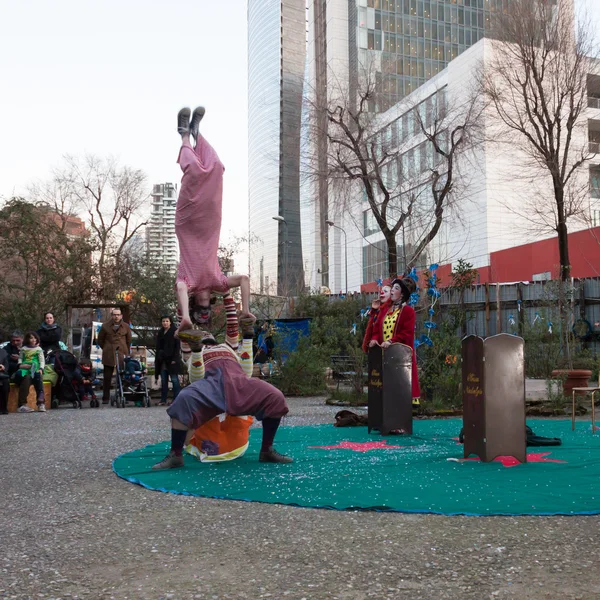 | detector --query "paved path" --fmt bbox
[0,399,598,600]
